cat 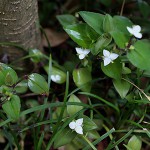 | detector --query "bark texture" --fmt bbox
[0,0,41,70]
